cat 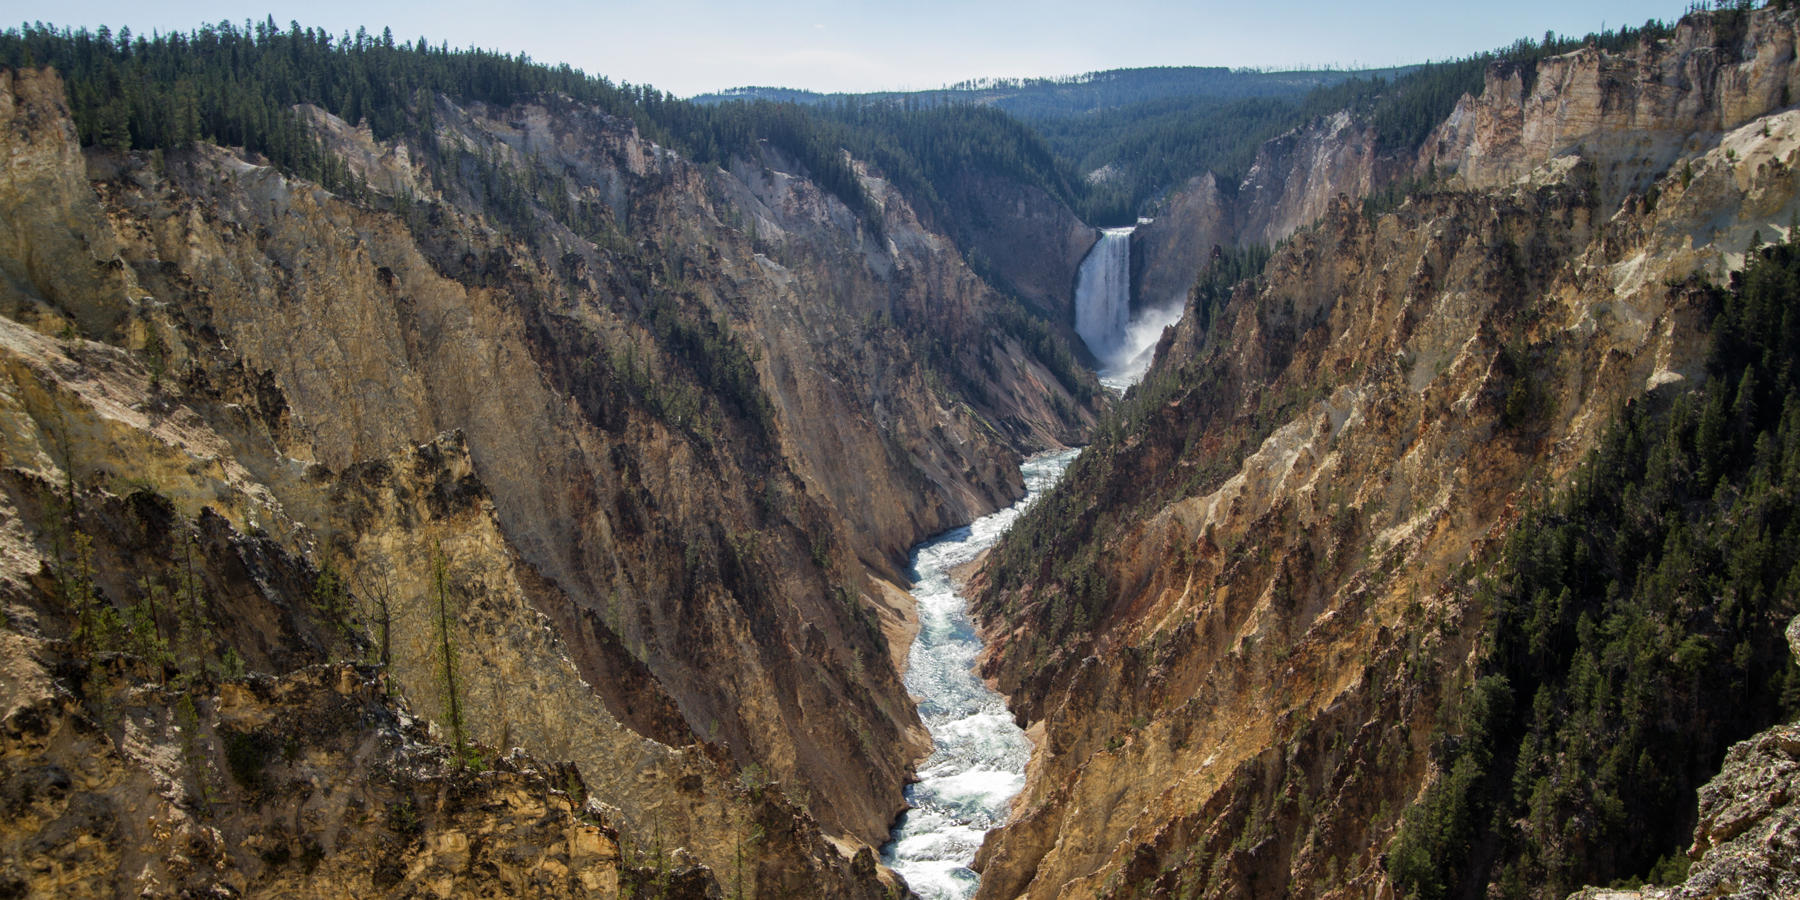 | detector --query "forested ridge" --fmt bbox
[0,17,1110,417]
[709,17,1676,224]
[3,12,1681,228]
[0,19,880,222]
[1,18,1119,339]
[1389,240,1800,900]
[0,19,1110,237]
[694,65,1403,116]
